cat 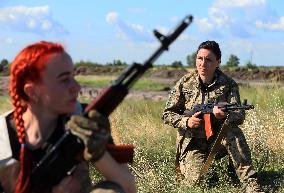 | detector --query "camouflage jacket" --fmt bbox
[162,69,245,138]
